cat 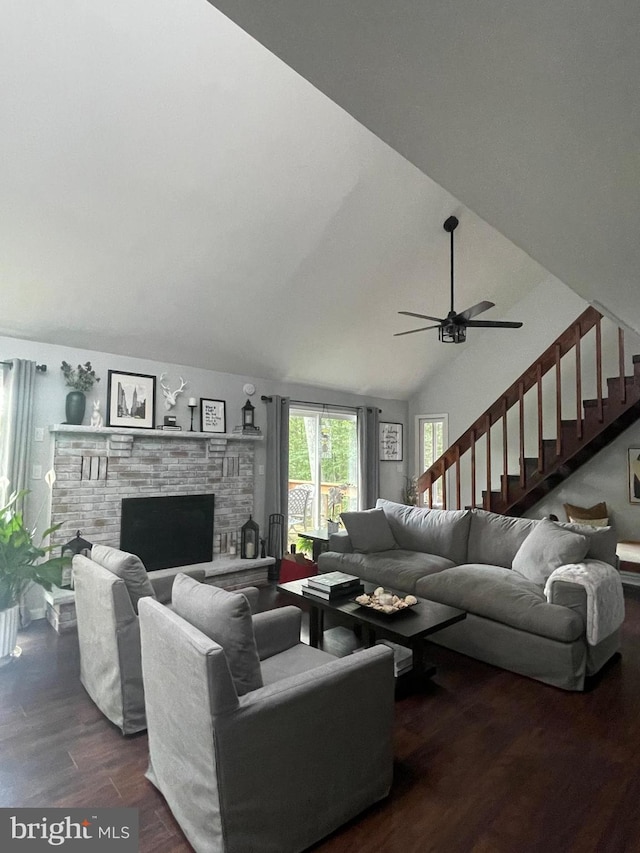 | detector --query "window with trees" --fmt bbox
[416,414,447,507]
